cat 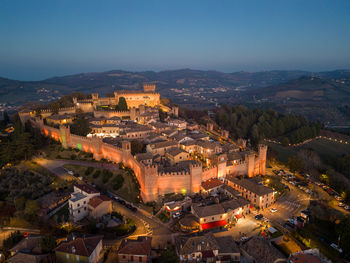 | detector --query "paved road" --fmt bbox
[109,195,173,249]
